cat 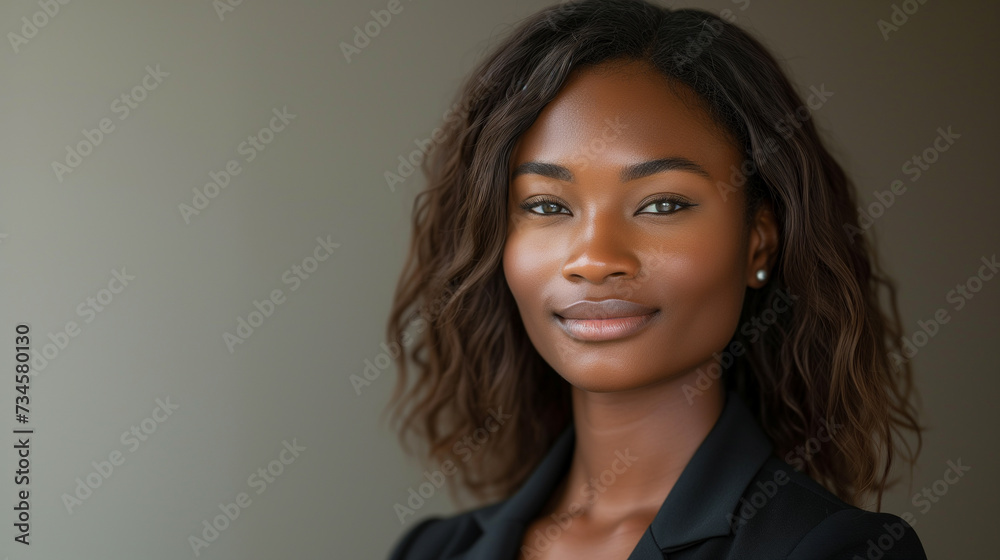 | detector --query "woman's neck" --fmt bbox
[552,364,726,524]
